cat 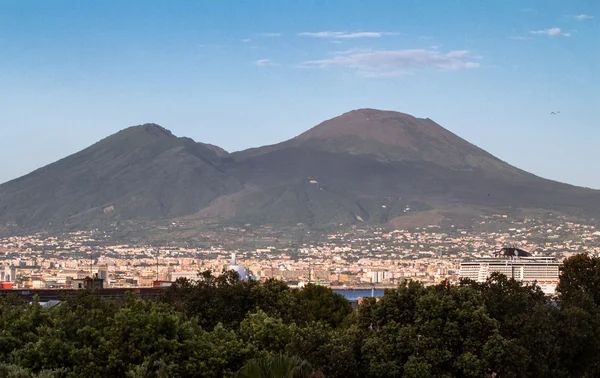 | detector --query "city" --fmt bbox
[2,213,597,291]
[0,0,598,376]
